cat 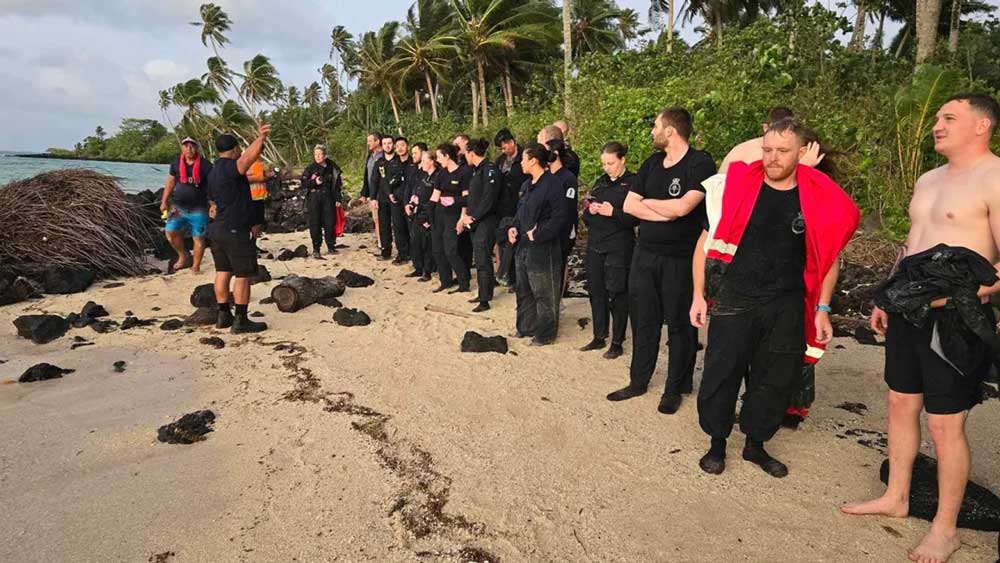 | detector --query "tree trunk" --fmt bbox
[563,0,573,120]
[872,10,886,51]
[915,0,944,63]
[504,60,514,117]
[667,0,674,54]
[849,2,868,52]
[425,71,439,122]
[895,25,911,58]
[715,12,723,46]
[271,275,346,313]
[477,57,489,128]
[415,90,422,114]
[948,0,962,53]
[471,79,479,130]
[387,89,402,134]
